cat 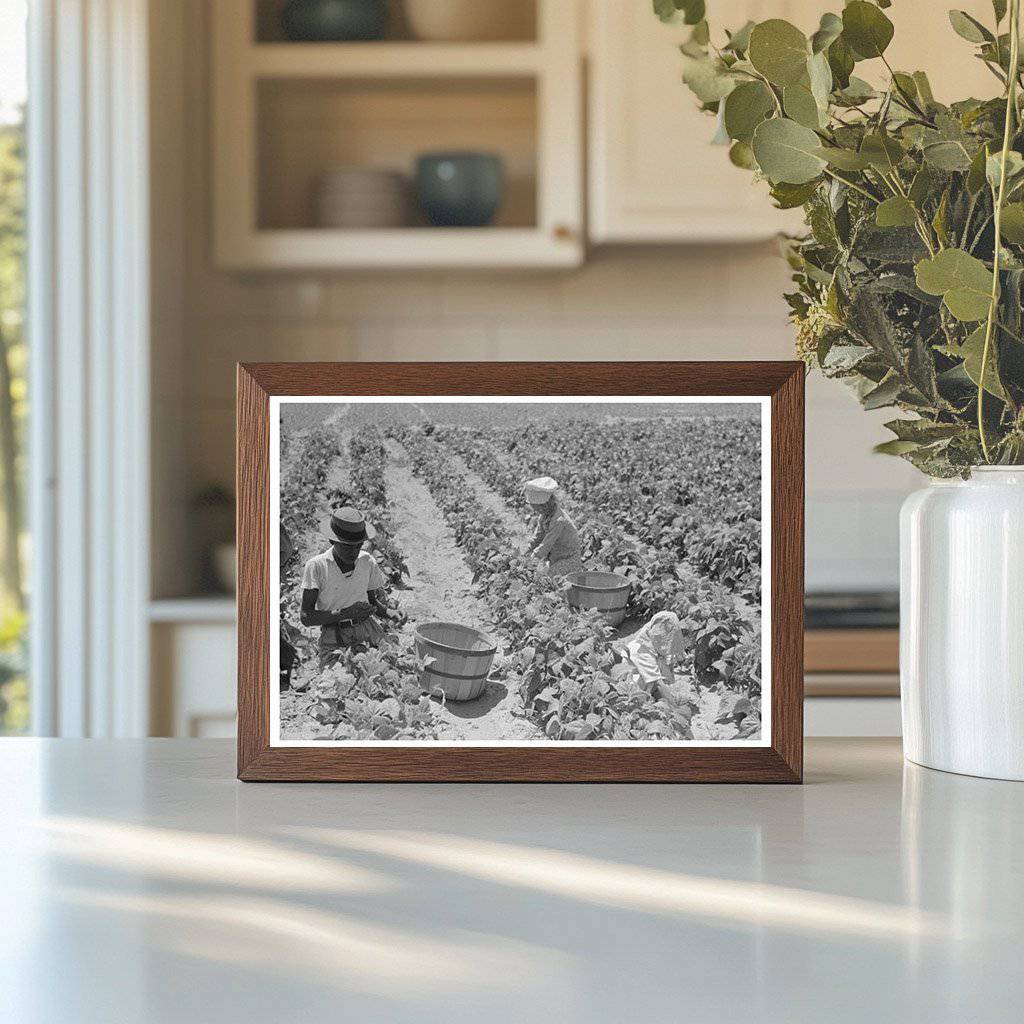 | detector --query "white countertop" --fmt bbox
[1,738,1021,1023]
